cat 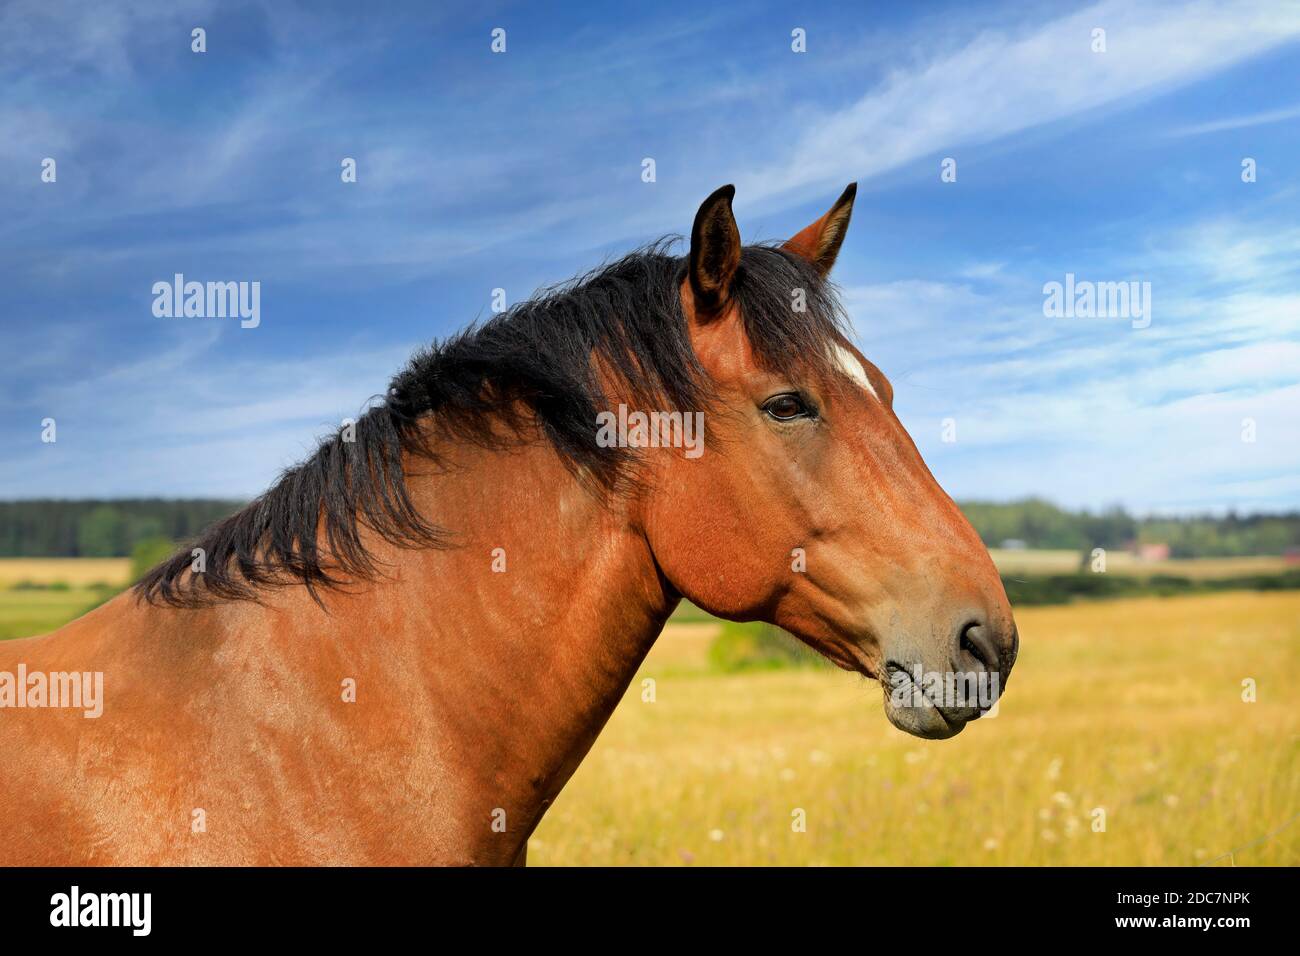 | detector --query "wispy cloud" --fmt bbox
[3,0,1298,512]
[739,0,1300,208]
[864,207,1300,512]
[2,332,411,497]
[1168,102,1300,136]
